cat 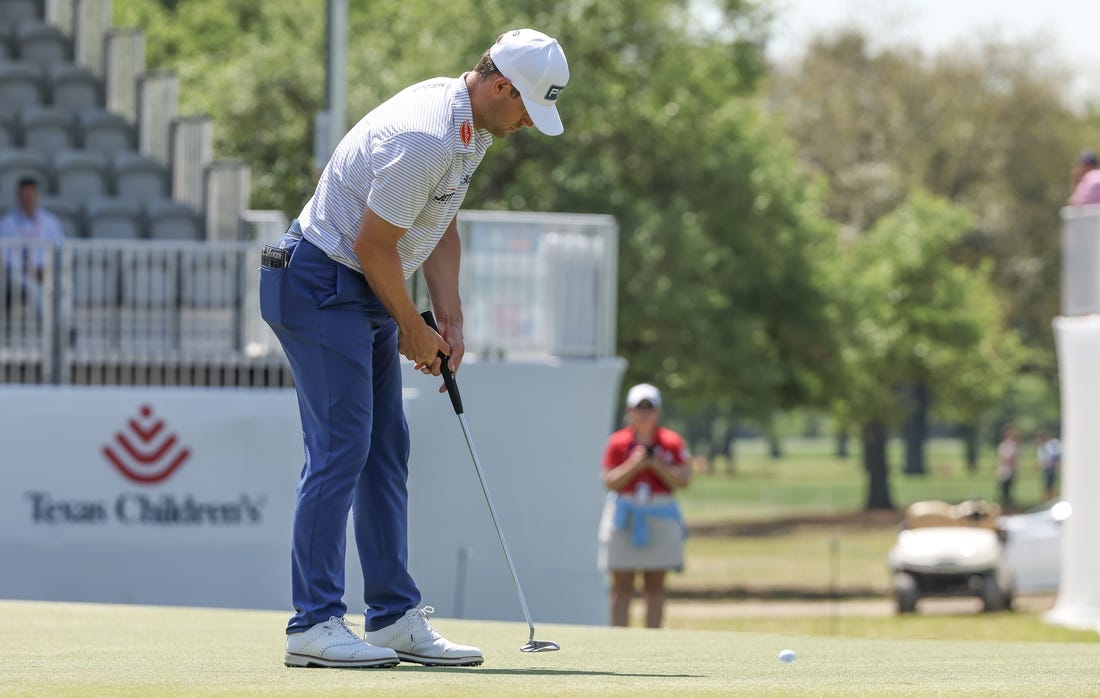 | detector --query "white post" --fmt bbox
[1047,206,1100,633]
[326,0,347,152]
[72,0,112,77]
[137,71,178,165]
[314,0,347,172]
